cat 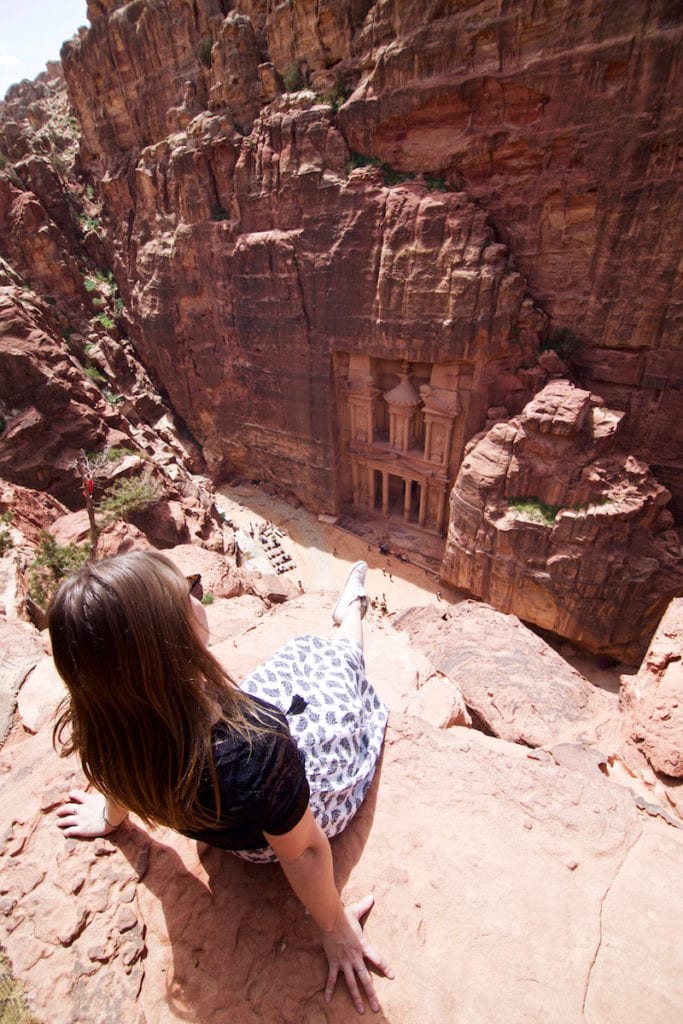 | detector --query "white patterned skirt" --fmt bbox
[234,634,388,863]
